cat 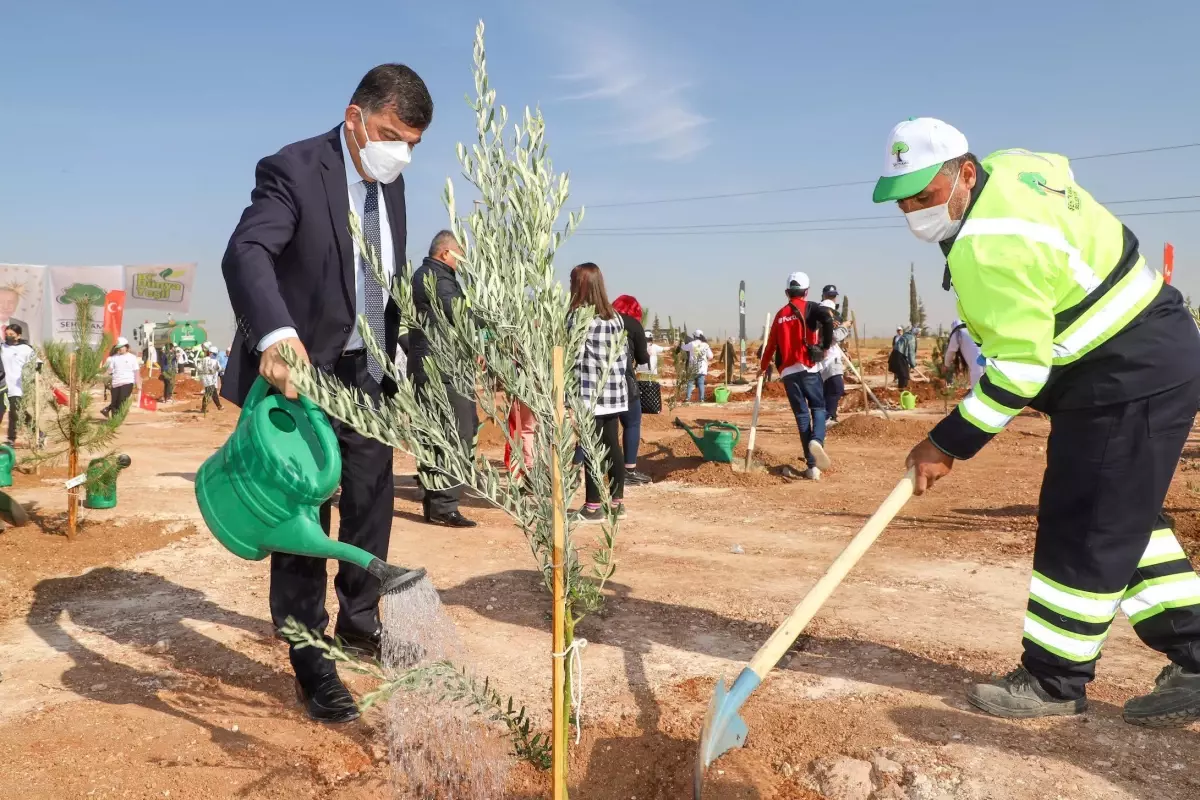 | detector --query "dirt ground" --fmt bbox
[1,355,1199,800]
